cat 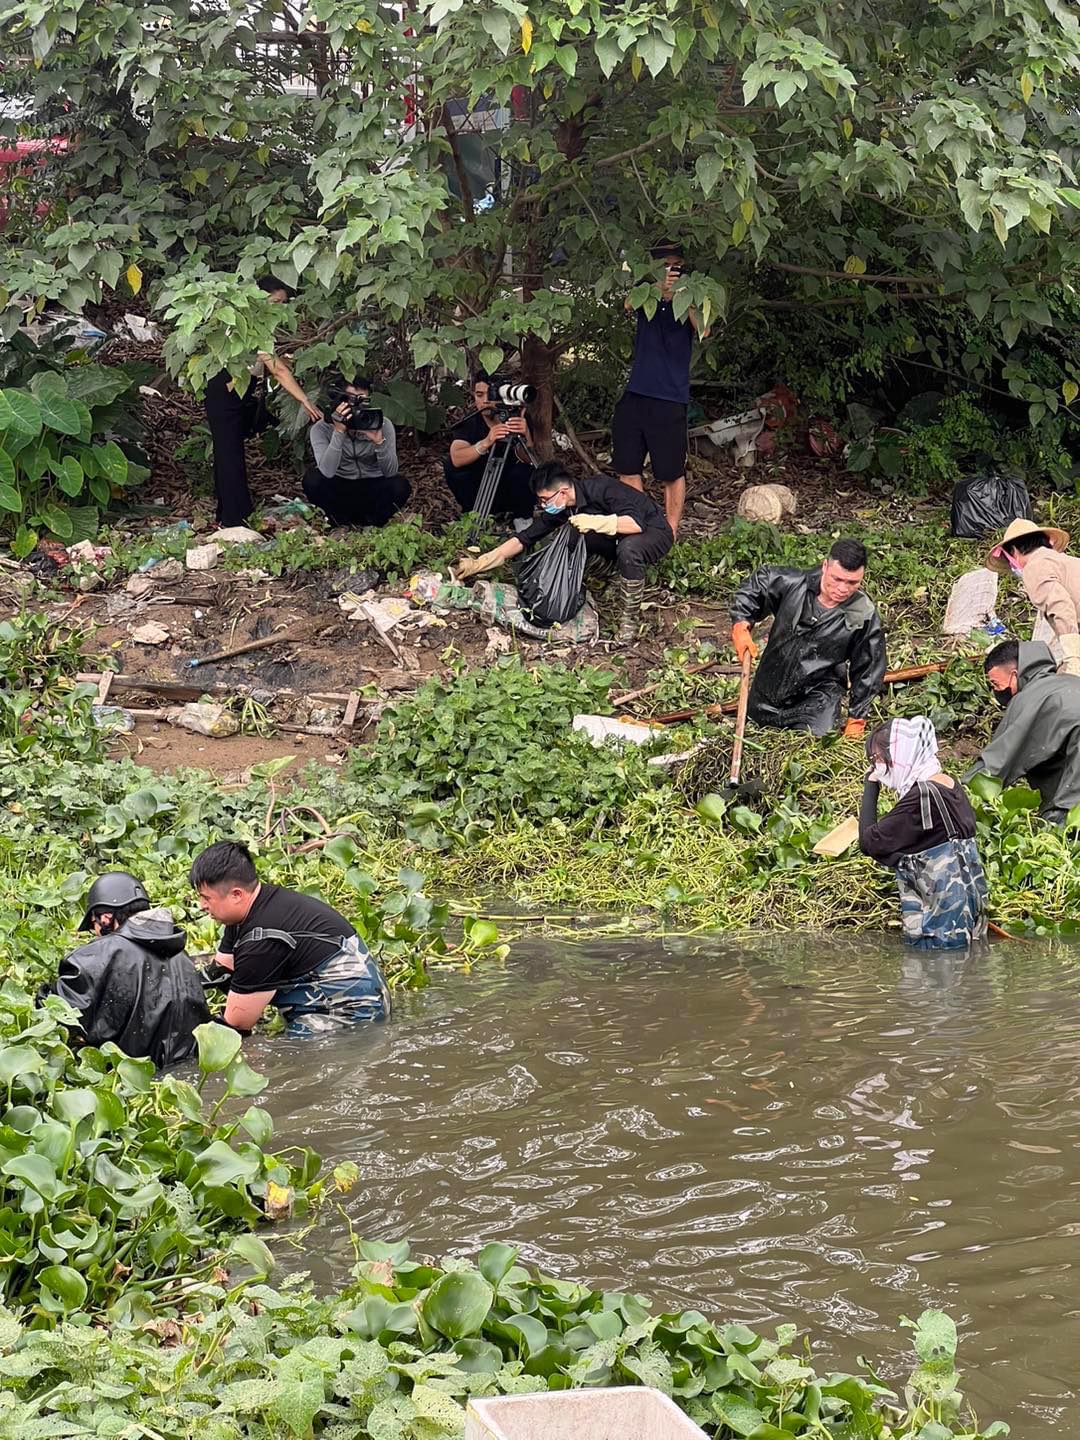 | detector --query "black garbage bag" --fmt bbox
[951,467,1033,539]
[515,524,587,626]
[47,908,211,1069]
